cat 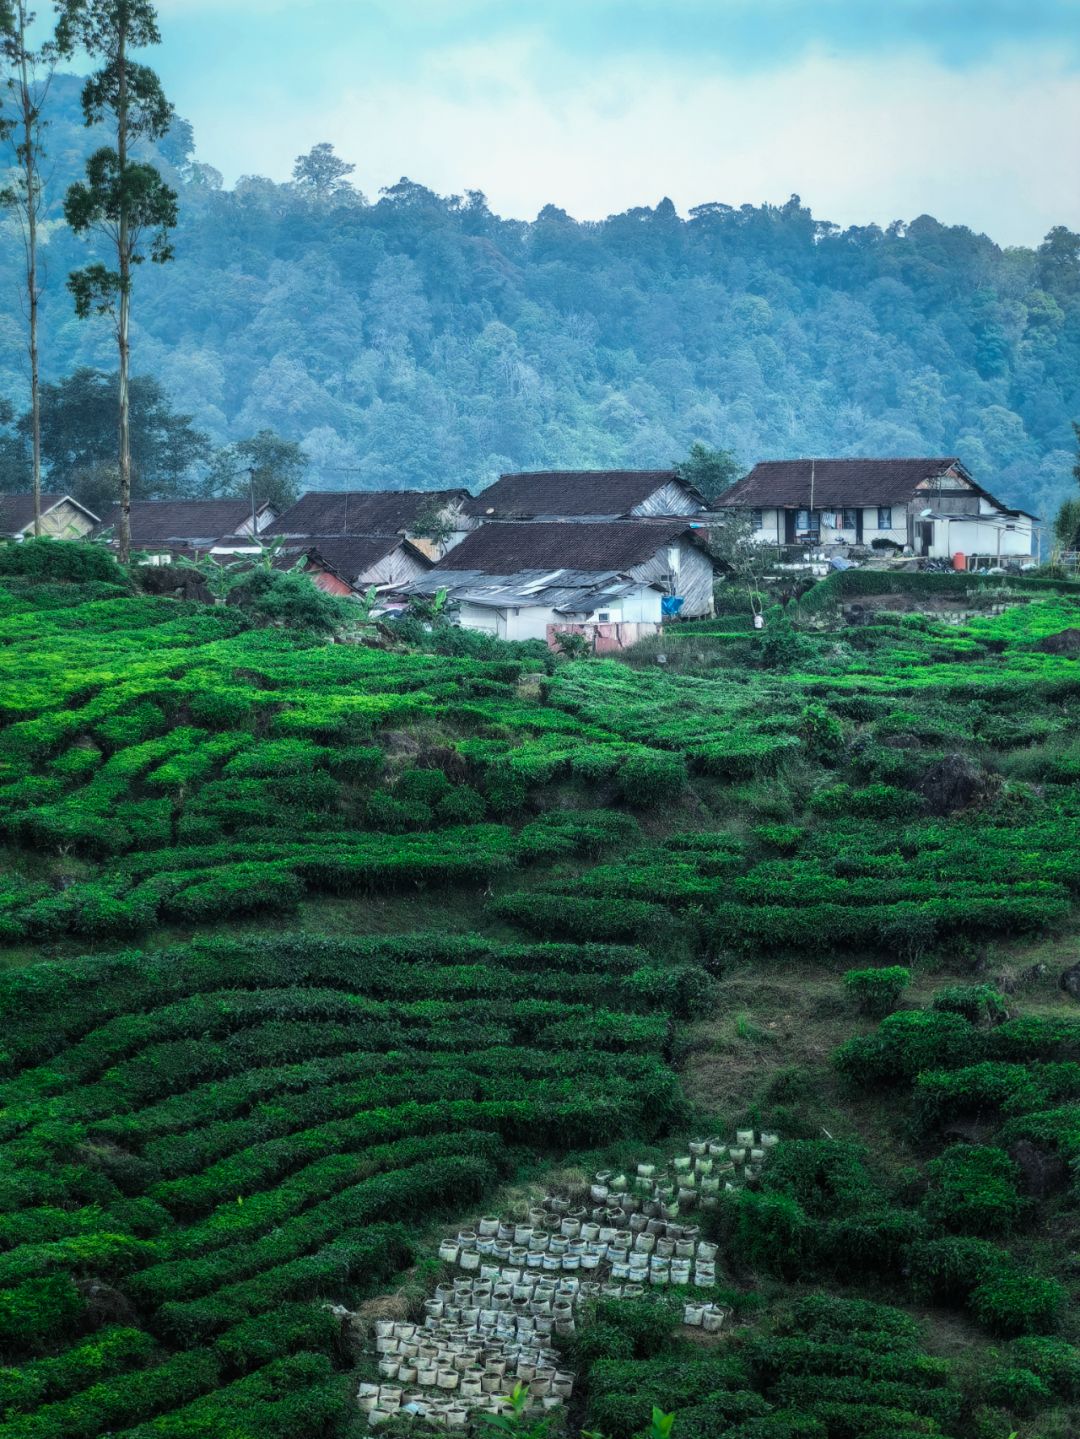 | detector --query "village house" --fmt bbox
[465,469,706,522]
[95,498,277,560]
[275,535,433,596]
[265,489,472,559]
[714,458,1038,564]
[0,493,100,540]
[392,519,715,644]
